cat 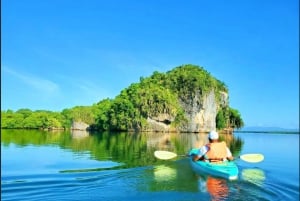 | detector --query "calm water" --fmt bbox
[1,129,299,201]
